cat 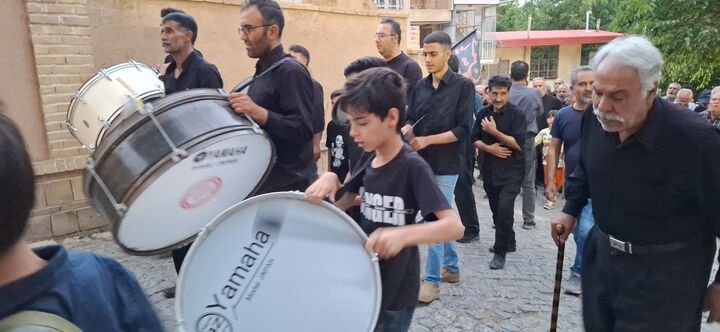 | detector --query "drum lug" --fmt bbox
[139,103,188,163]
[73,92,87,104]
[128,59,142,71]
[99,69,113,81]
[83,144,95,152]
[65,122,78,132]
[98,116,111,129]
[86,158,127,217]
[244,114,263,134]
